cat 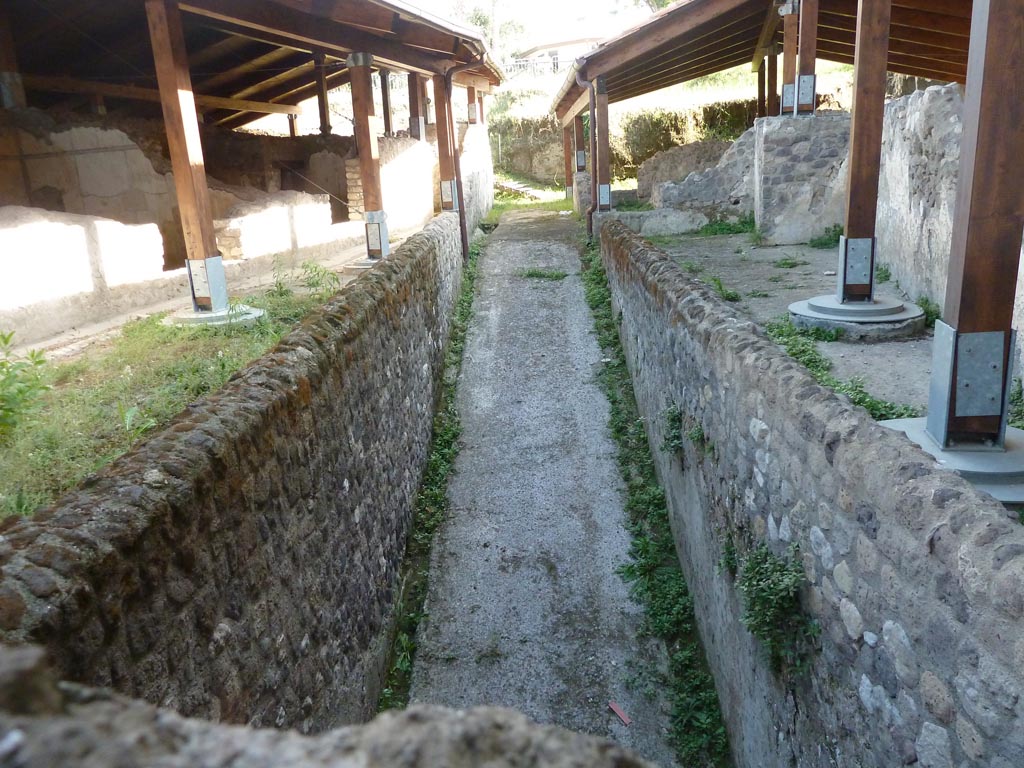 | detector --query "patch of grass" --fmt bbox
[737,544,819,672]
[749,228,766,247]
[378,236,482,711]
[580,238,730,767]
[645,234,682,249]
[709,277,742,302]
[767,275,784,283]
[662,405,685,454]
[0,289,326,518]
[696,213,756,237]
[747,290,771,298]
[773,257,810,269]
[808,224,843,250]
[917,296,942,328]
[484,195,573,227]
[875,264,892,284]
[615,199,654,211]
[765,318,918,421]
[0,331,48,440]
[682,260,704,274]
[520,268,568,281]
